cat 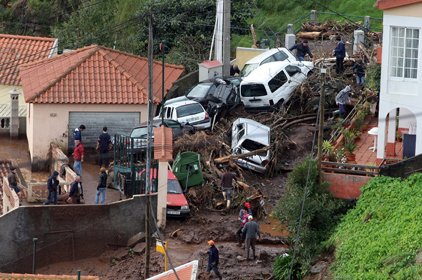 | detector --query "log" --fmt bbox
[237,181,251,191]
[214,147,270,164]
[297,31,322,40]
